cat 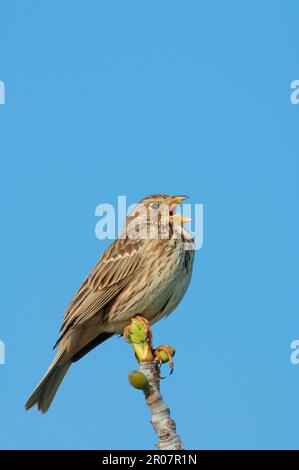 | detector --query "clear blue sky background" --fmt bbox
[0,0,298,450]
